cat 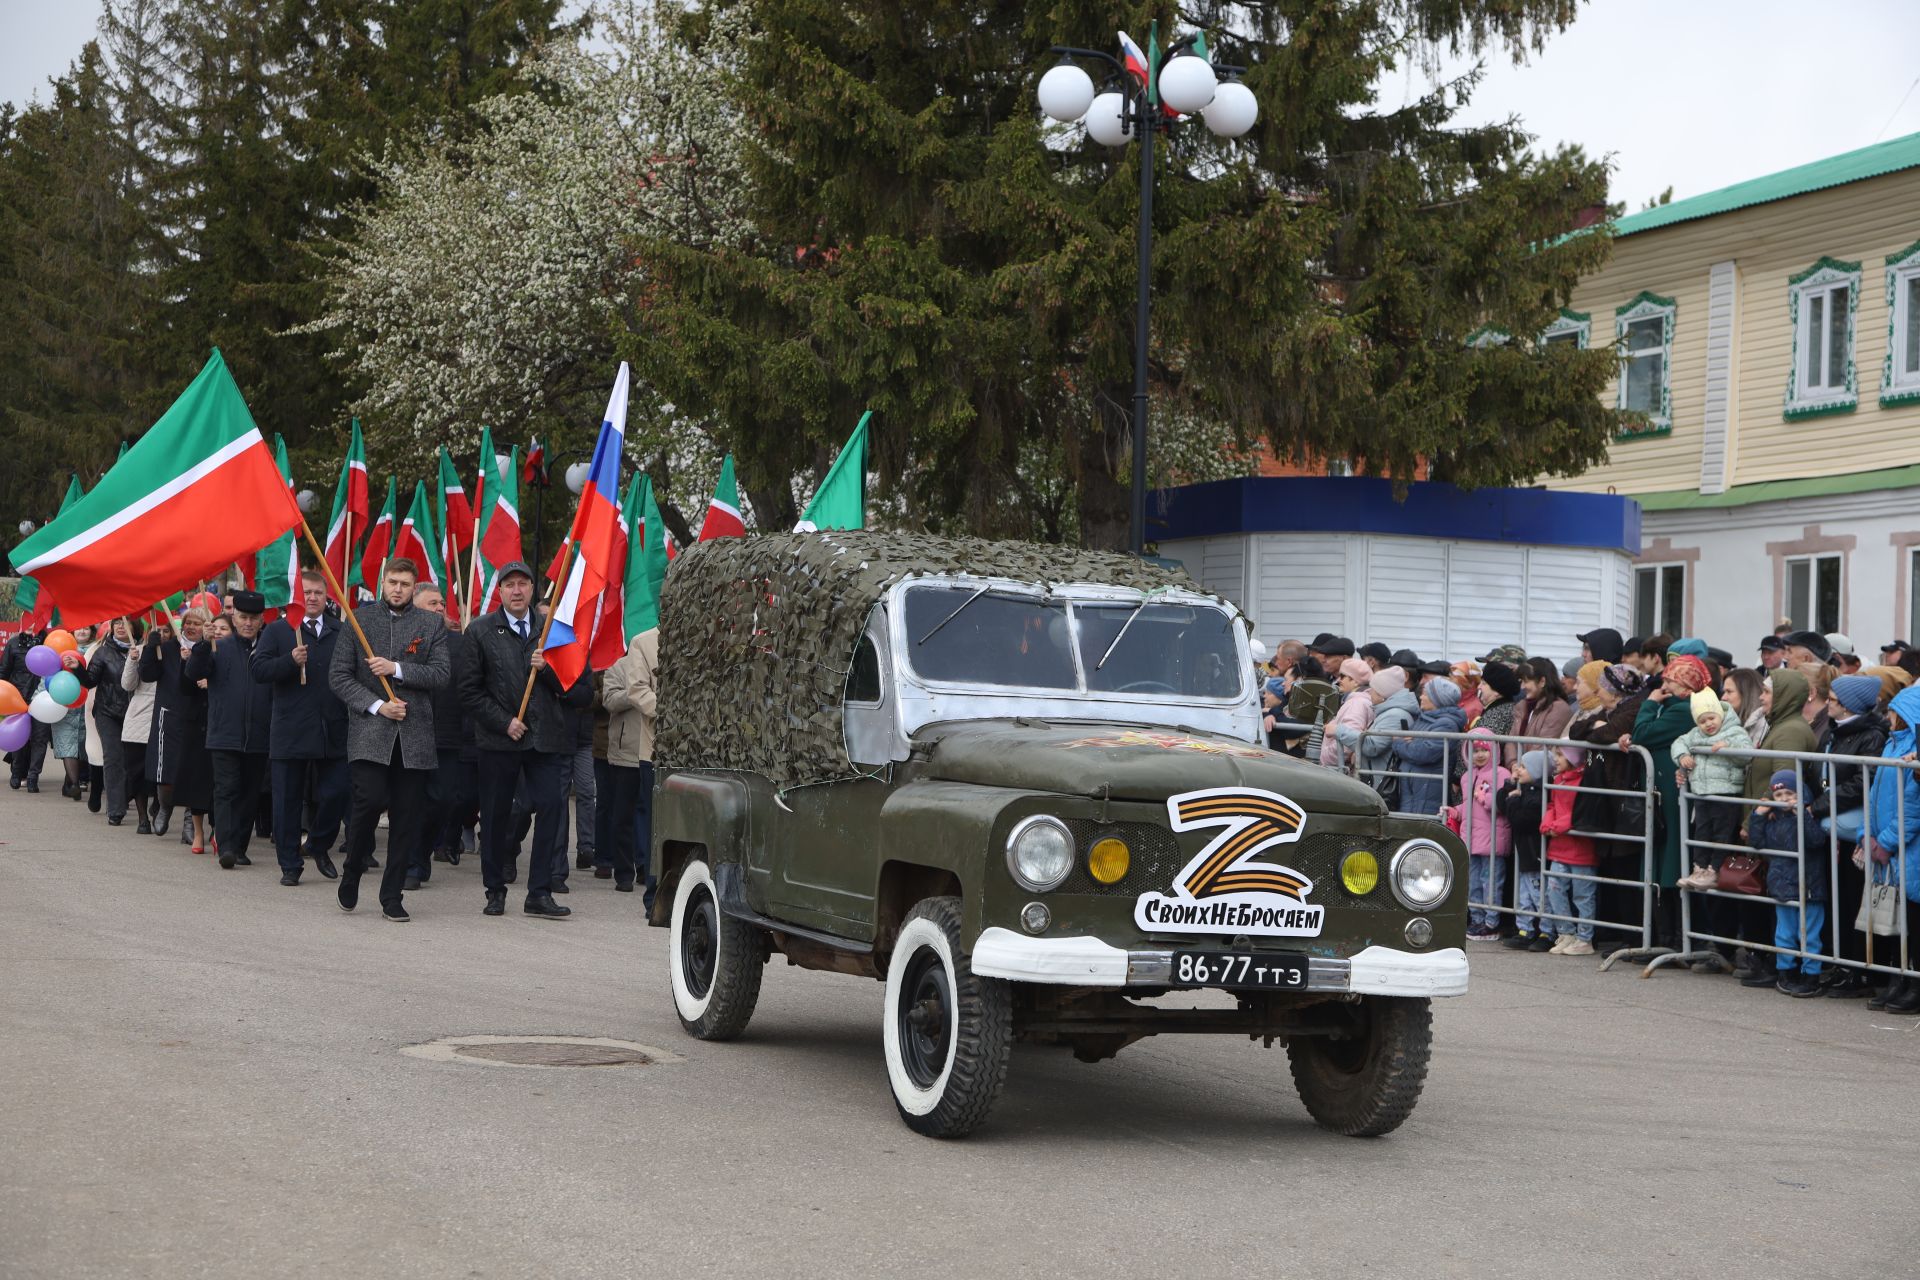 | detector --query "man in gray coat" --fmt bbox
[328,557,450,921]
